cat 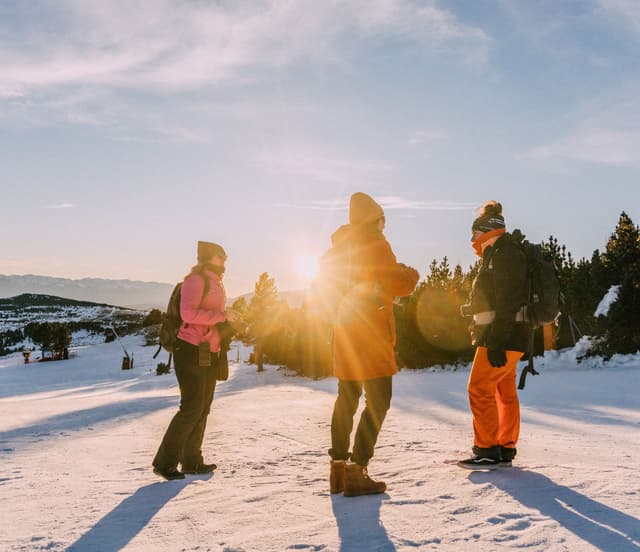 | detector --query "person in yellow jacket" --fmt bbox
[318,192,419,495]
[458,201,529,470]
